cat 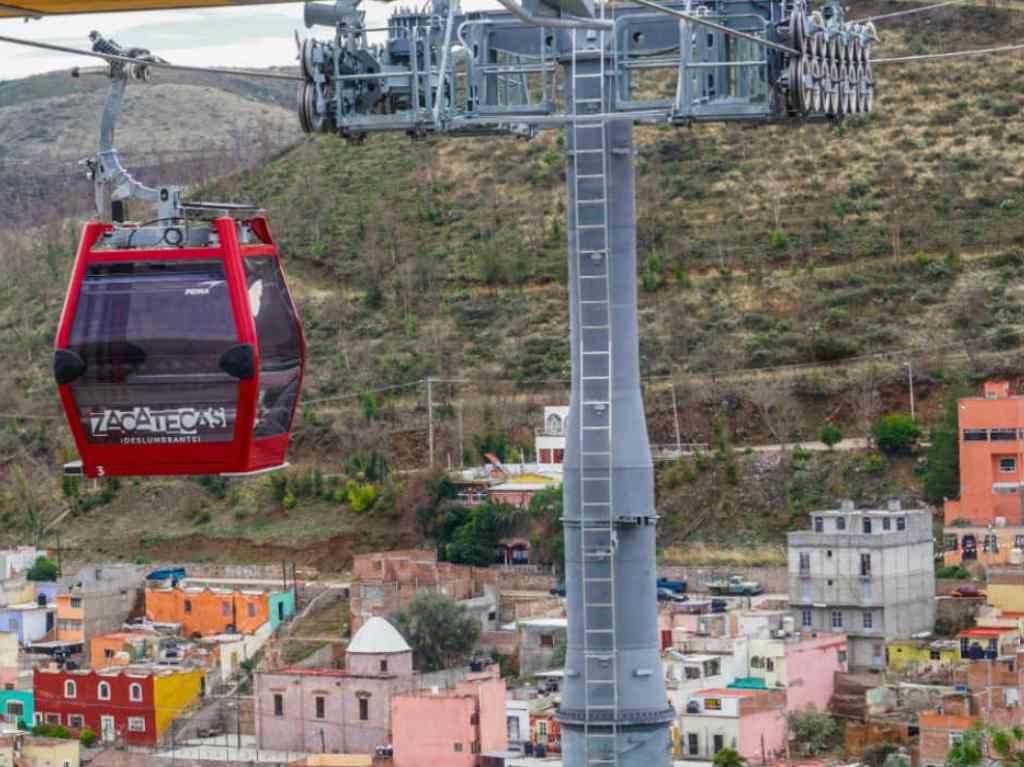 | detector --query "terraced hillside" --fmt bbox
[1,0,1023,566]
